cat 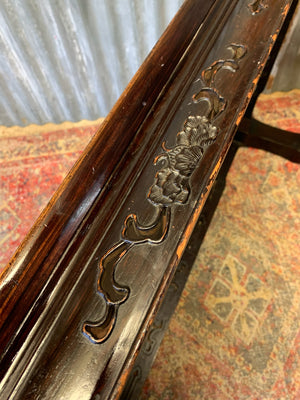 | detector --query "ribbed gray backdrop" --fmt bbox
[0,0,184,126]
